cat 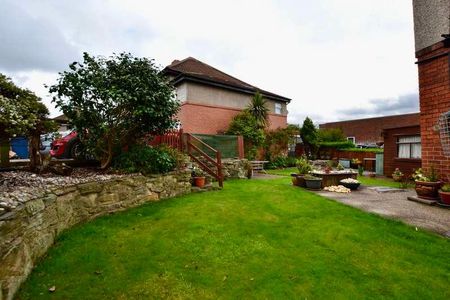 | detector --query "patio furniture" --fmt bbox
[250,160,269,173]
